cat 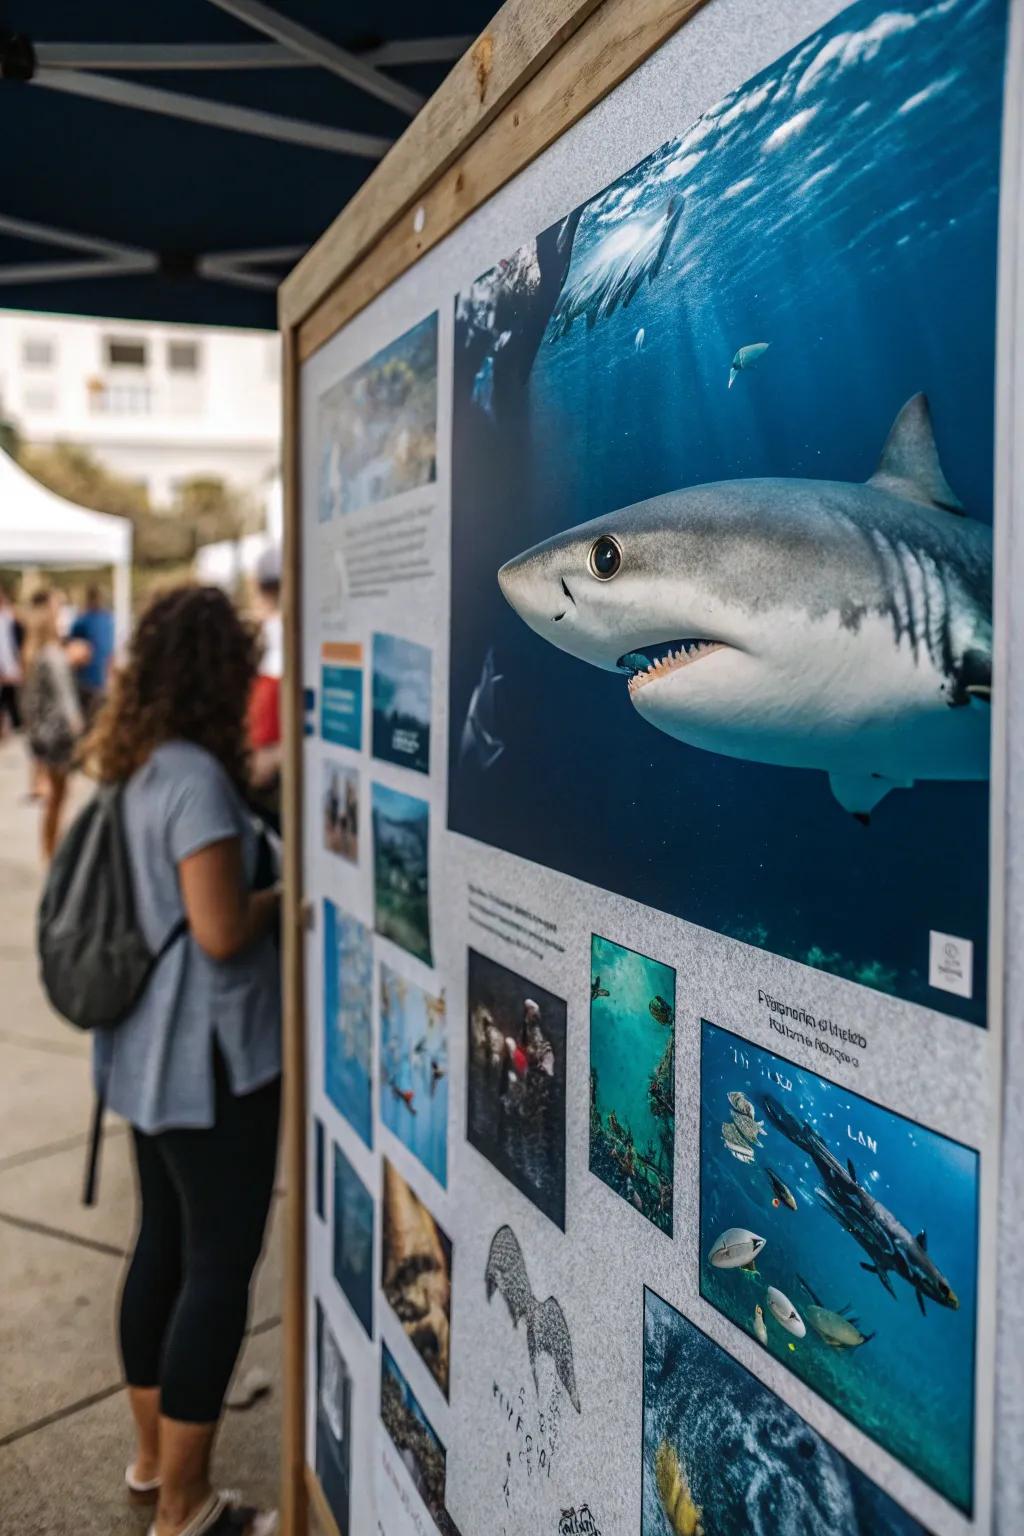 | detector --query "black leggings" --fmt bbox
[120,1058,281,1423]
